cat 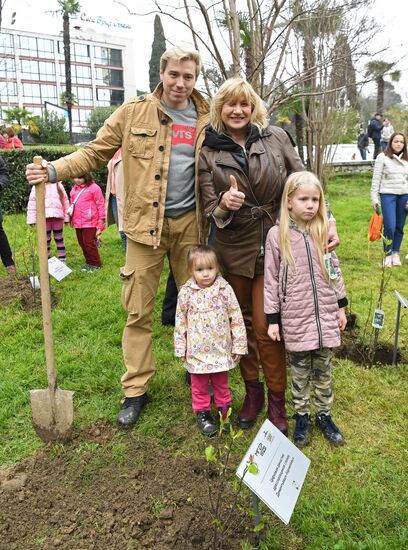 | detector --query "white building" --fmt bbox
[0,25,136,133]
